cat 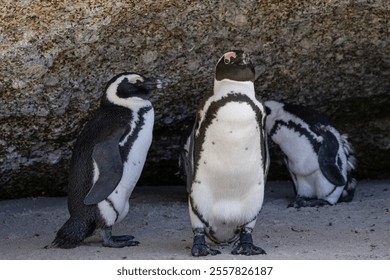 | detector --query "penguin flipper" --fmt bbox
[84,127,125,205]
[318,130,346,186]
